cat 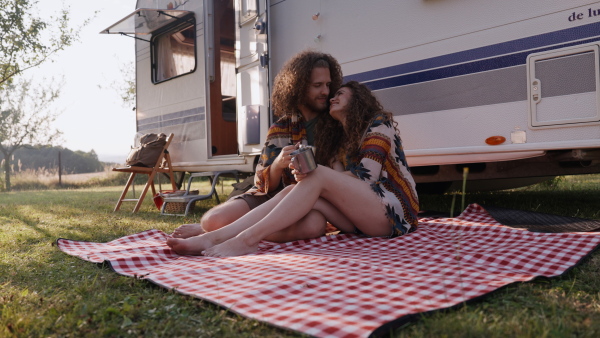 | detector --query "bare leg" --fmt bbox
[167,175,359,255]
[166,186,297,254]
[166,186,339,254]
[263,209,327,243]
[262,197,357,242]
[171,199,251,238]
[201,199,252,232]
[311,198,355,233]
[203,166,389,257]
